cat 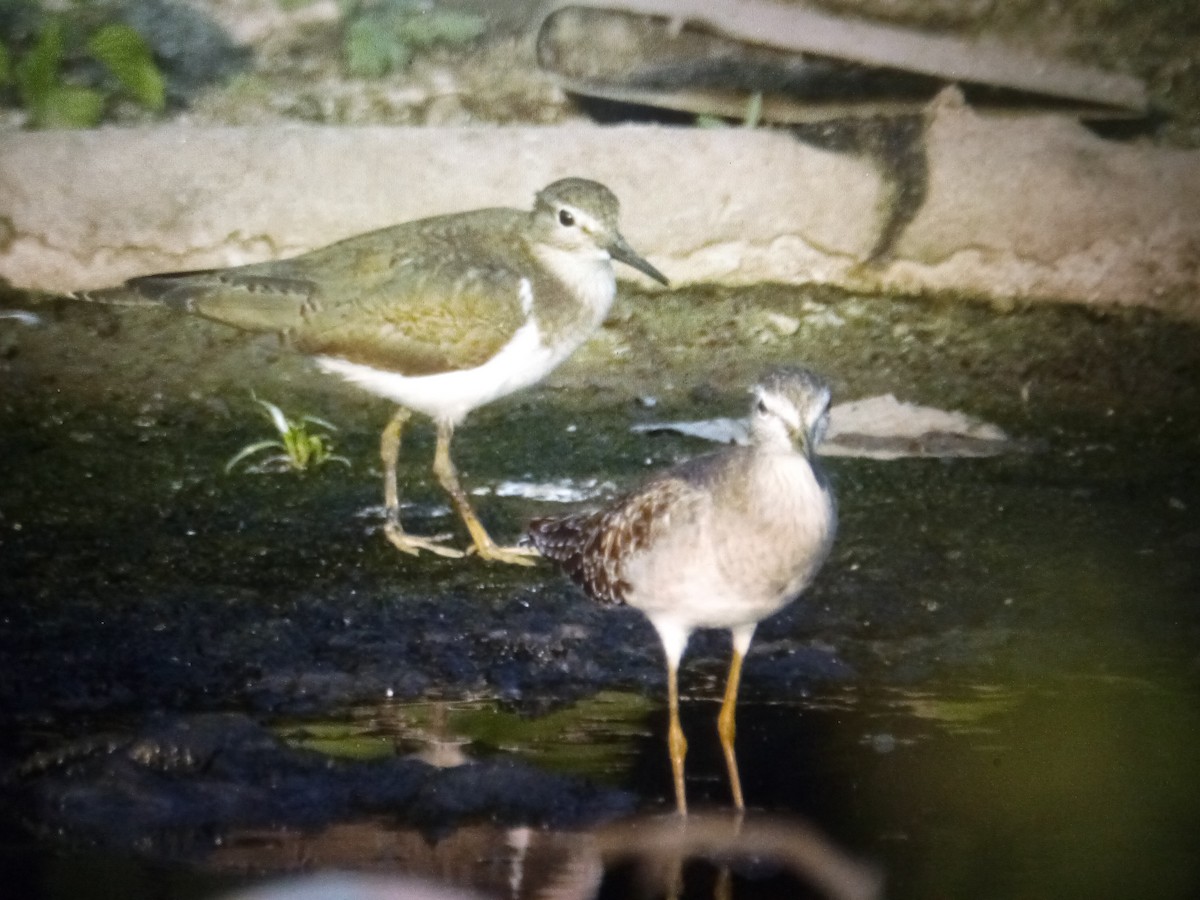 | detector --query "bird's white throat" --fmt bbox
[532,243,617,328]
